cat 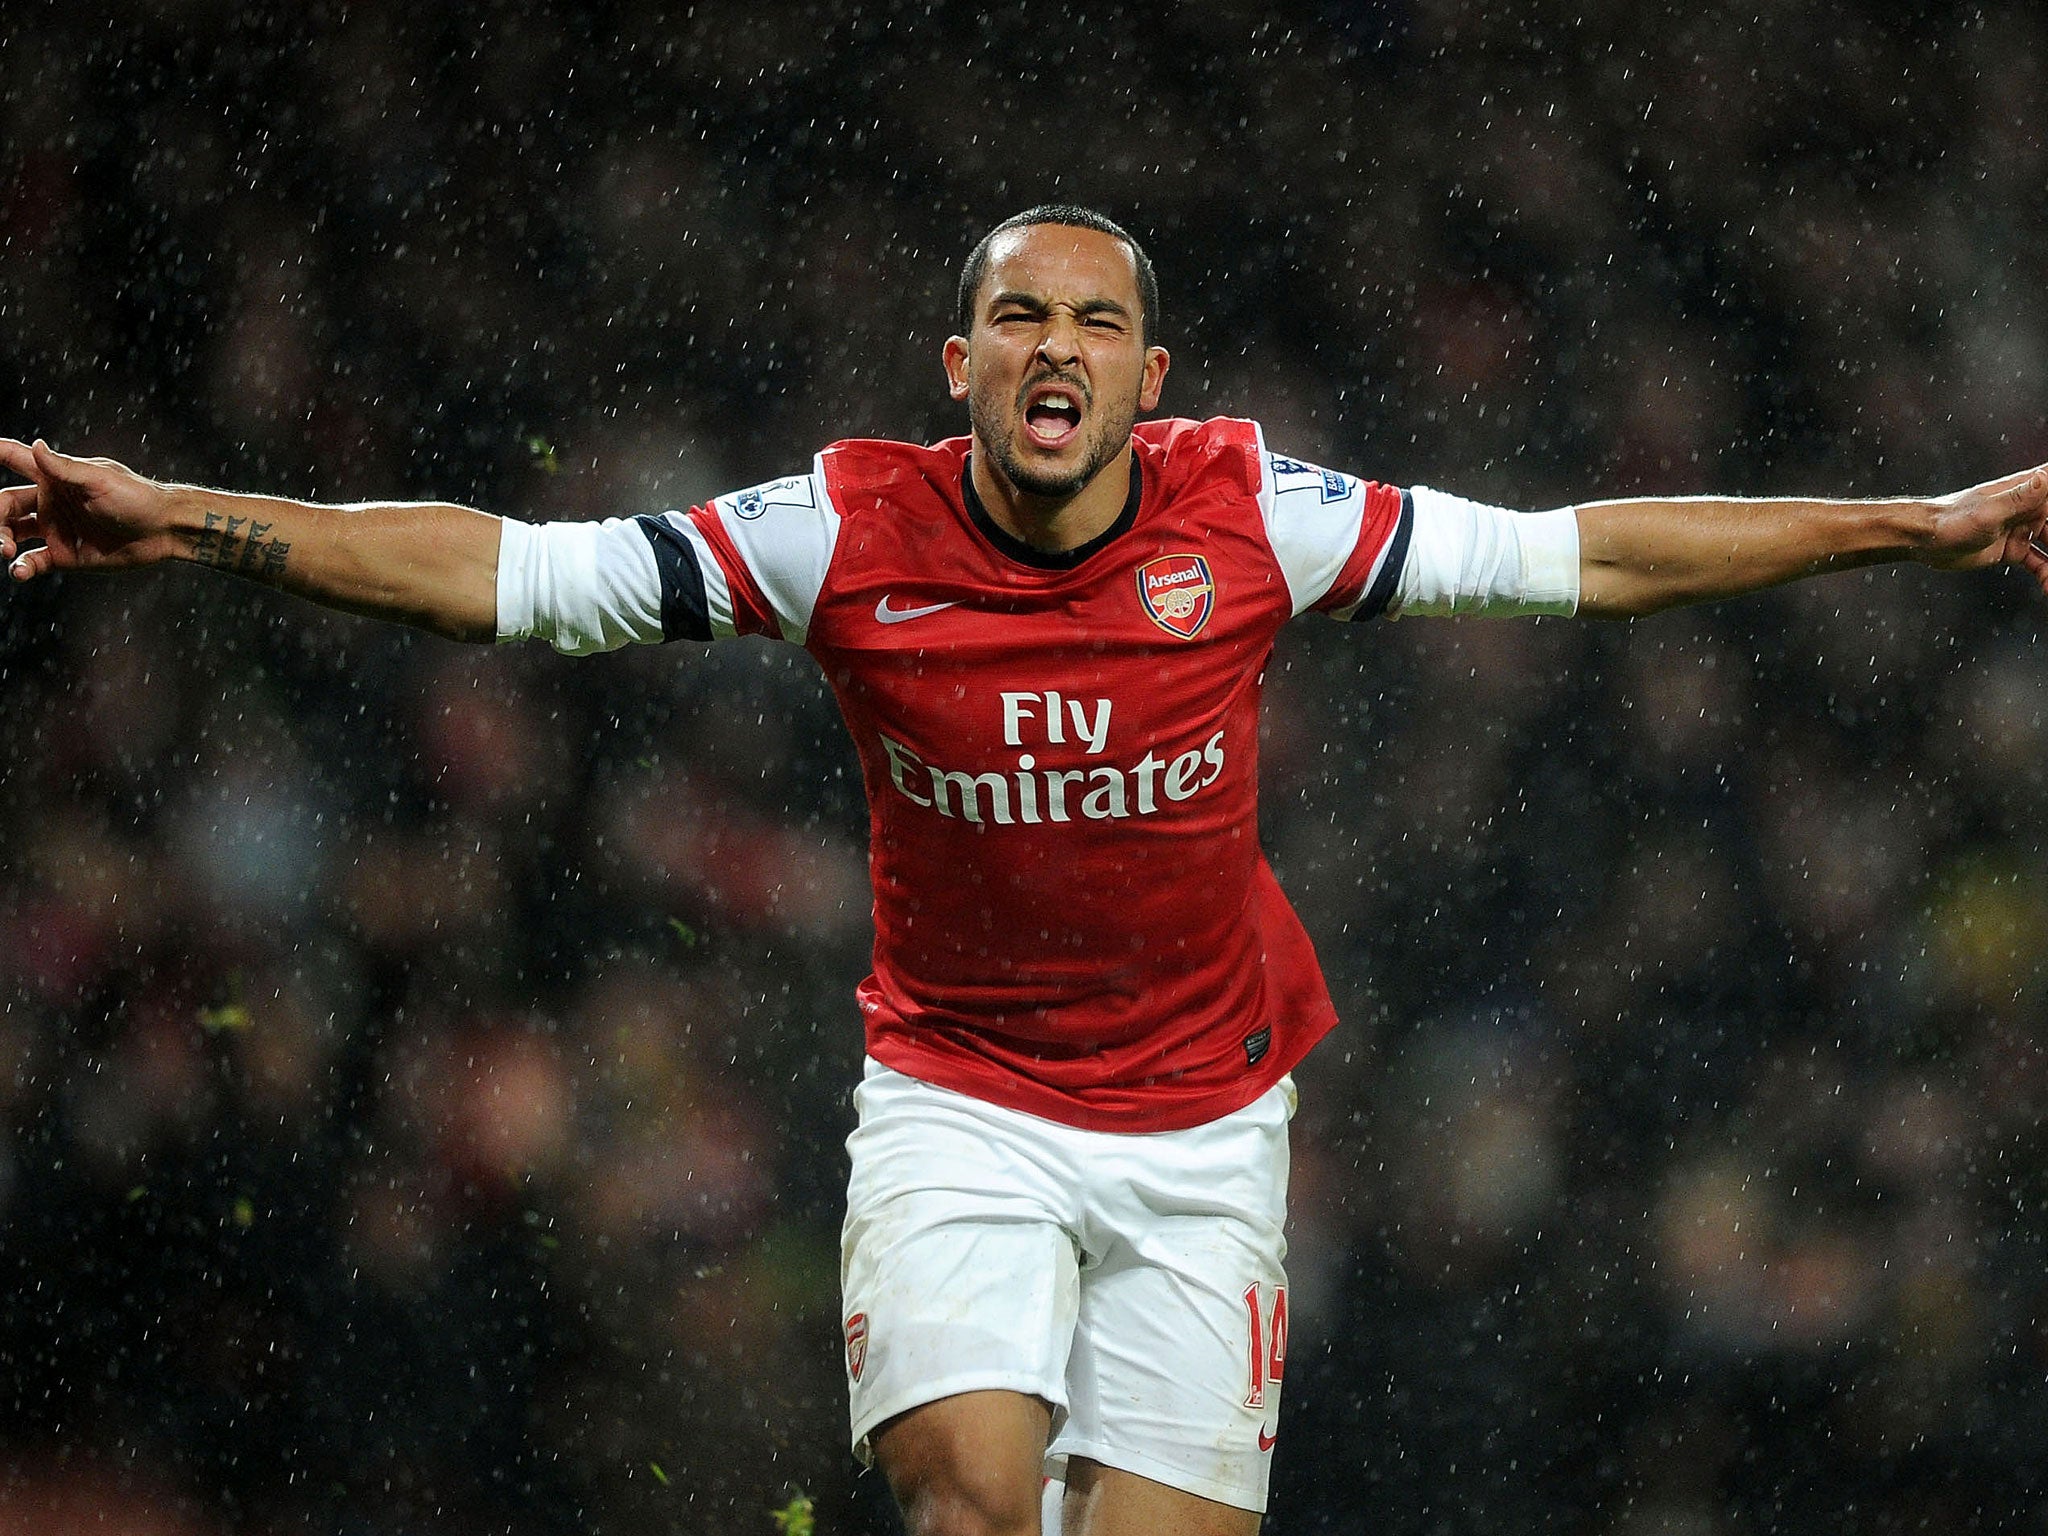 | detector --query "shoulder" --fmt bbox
[1132,417,1267,503]
[817,435,970,517]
